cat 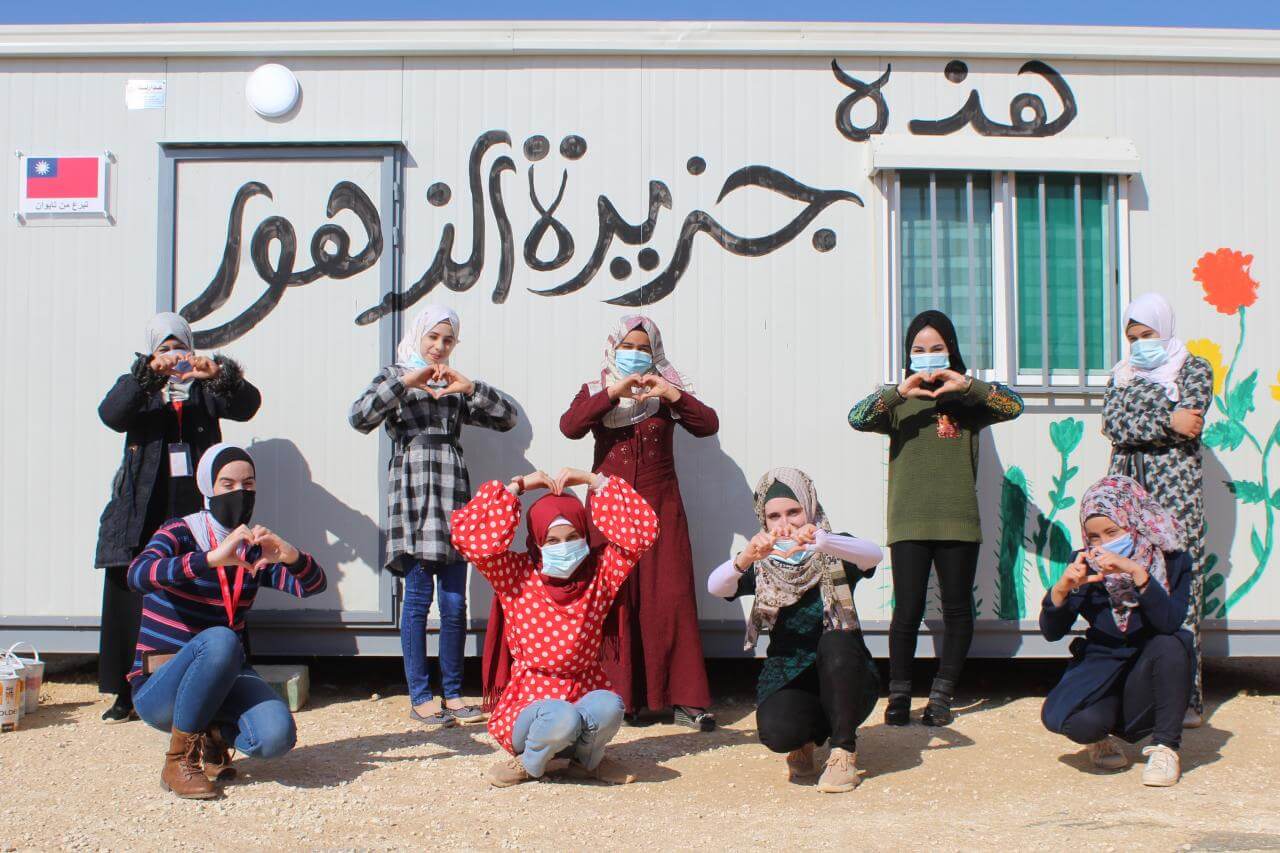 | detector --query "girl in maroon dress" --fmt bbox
[559,315,718,730]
